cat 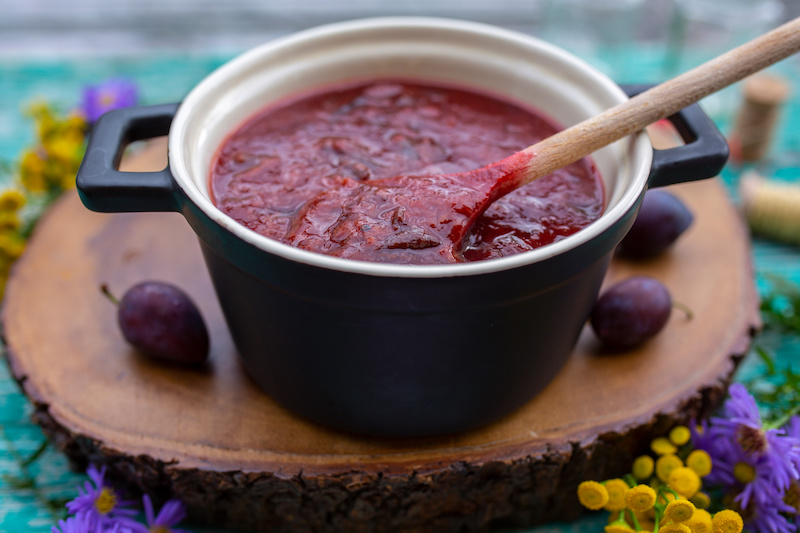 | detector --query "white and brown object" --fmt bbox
[741,170,800,245]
